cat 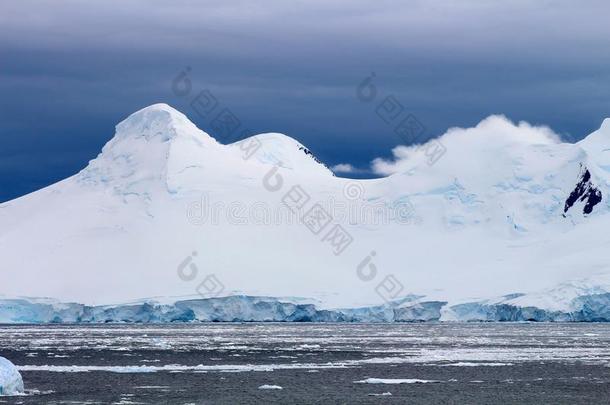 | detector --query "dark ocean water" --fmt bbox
[1,323,609,404]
